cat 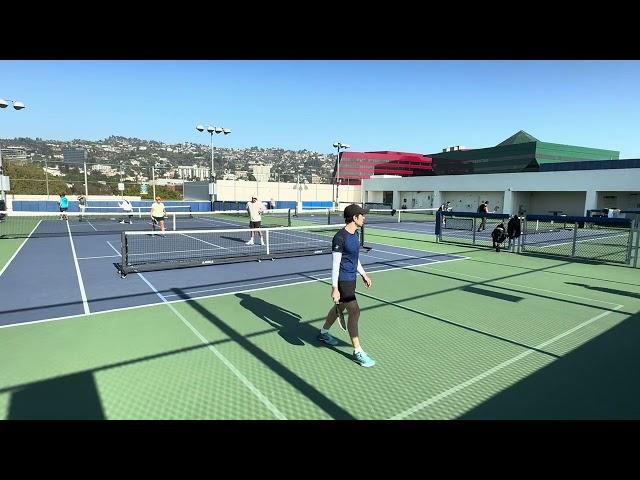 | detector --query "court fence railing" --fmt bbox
[436,211,637,266]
